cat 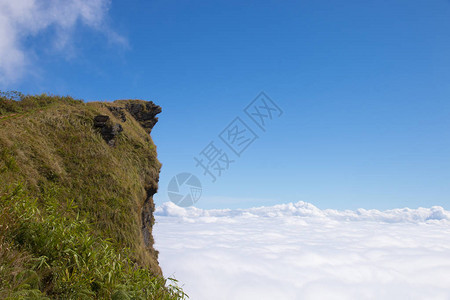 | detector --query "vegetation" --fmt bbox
[0,91,80,116]
[0,92,187,299]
